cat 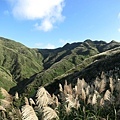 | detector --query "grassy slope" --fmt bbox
[20,41,99,96]
[0,66,16,91]
[0,37,120,97]
[46,47,120,94]
[21,40,120,97]
[0,37,44,94]
[0,37,43,82]
[0,38,120,119]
